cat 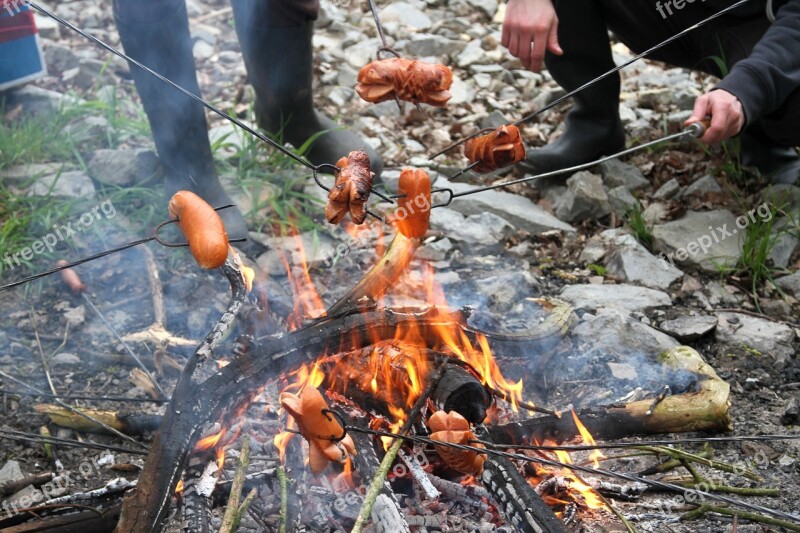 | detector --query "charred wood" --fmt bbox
[181,452,217,533]
[478,445,566,533]
[0,503,121,533]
